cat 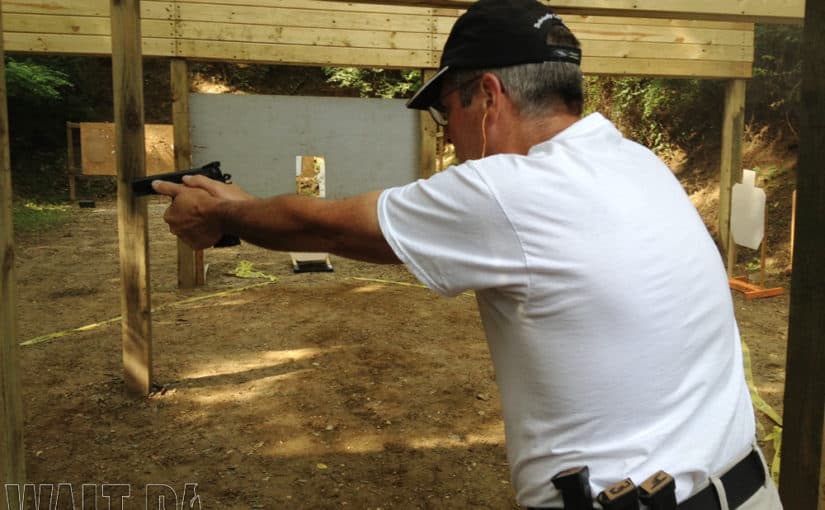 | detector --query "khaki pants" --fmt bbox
[706,445,782,510]
[736,482,782,510]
